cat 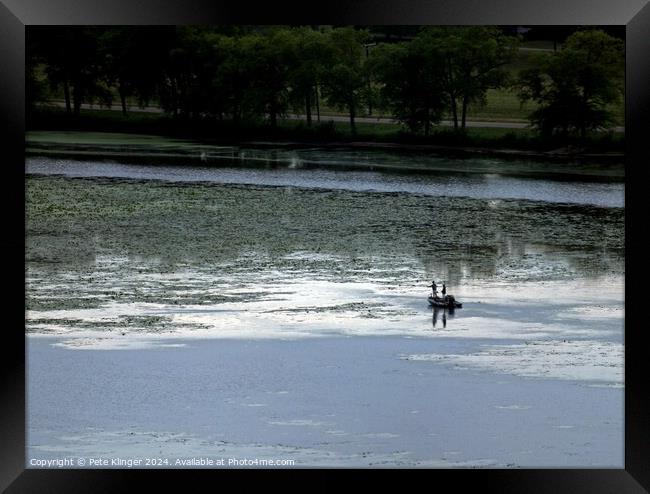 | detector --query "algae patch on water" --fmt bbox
[25,173,623,338]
